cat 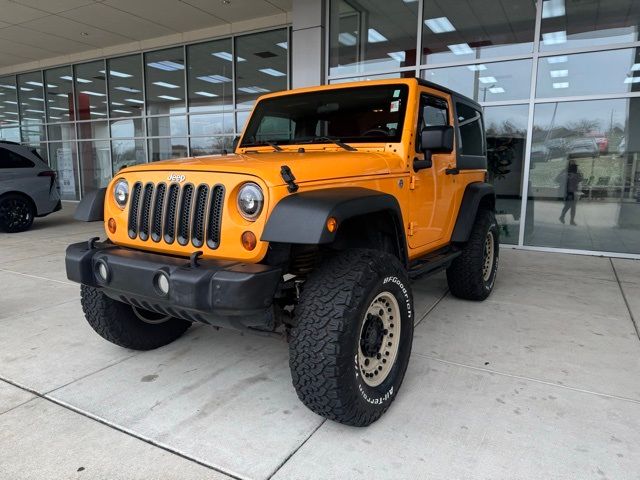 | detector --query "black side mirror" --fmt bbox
[414,125,454,172]
[421,125,454,154]
[232,136,241,152]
